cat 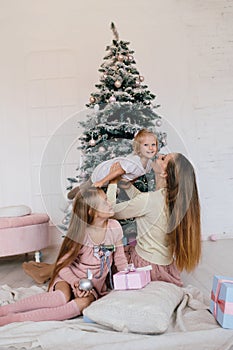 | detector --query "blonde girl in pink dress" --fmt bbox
[0,188,127,326]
